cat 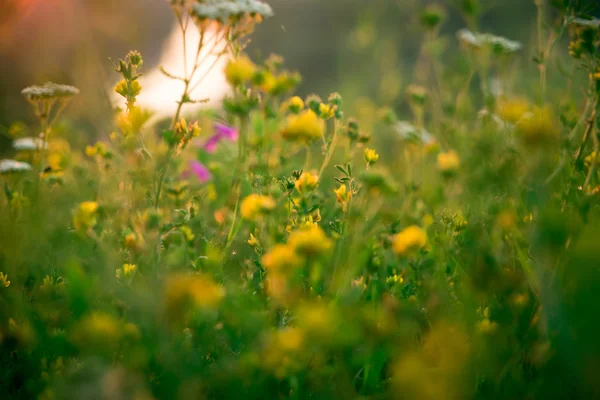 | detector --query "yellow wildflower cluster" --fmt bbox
[392,225,428,256]
[497,97,530,124]
[164,274,225,322]
[334,184,352,212]
[295,171,319,195]
[261,224,332,303]
[240,194,276,221]
[85,141,109,158]
[516,106,559,145]
[116,263,136,279]
[262,327,306,378]
[224,56,257,87]
[71,312,122,350]
[437,150,461,174]
[280,110,324,143]
[282,96,304,114]
[73,201,99,231]
[288,224,332,257]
